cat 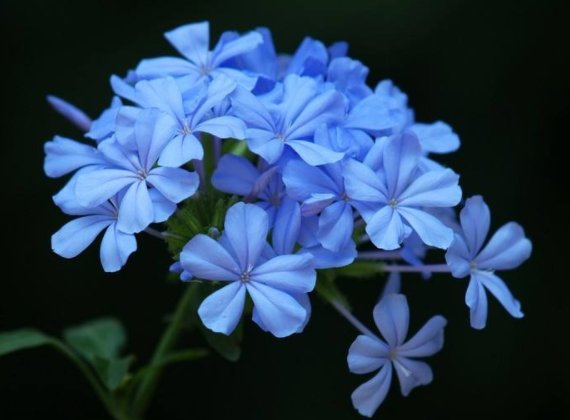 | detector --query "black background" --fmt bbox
[1,0,568,419]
